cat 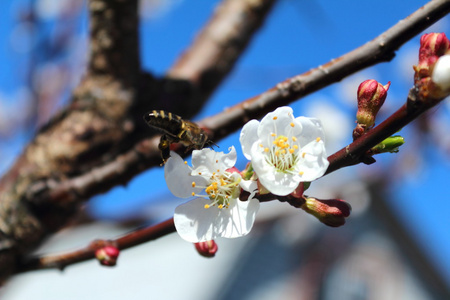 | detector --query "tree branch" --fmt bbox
[17,219,175,273]
[0,0,141,282]
[166,0,278,115]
